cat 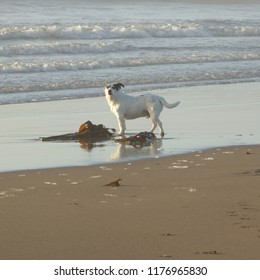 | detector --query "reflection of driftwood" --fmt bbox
[40,121,115,142]
[115,132,157,148]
